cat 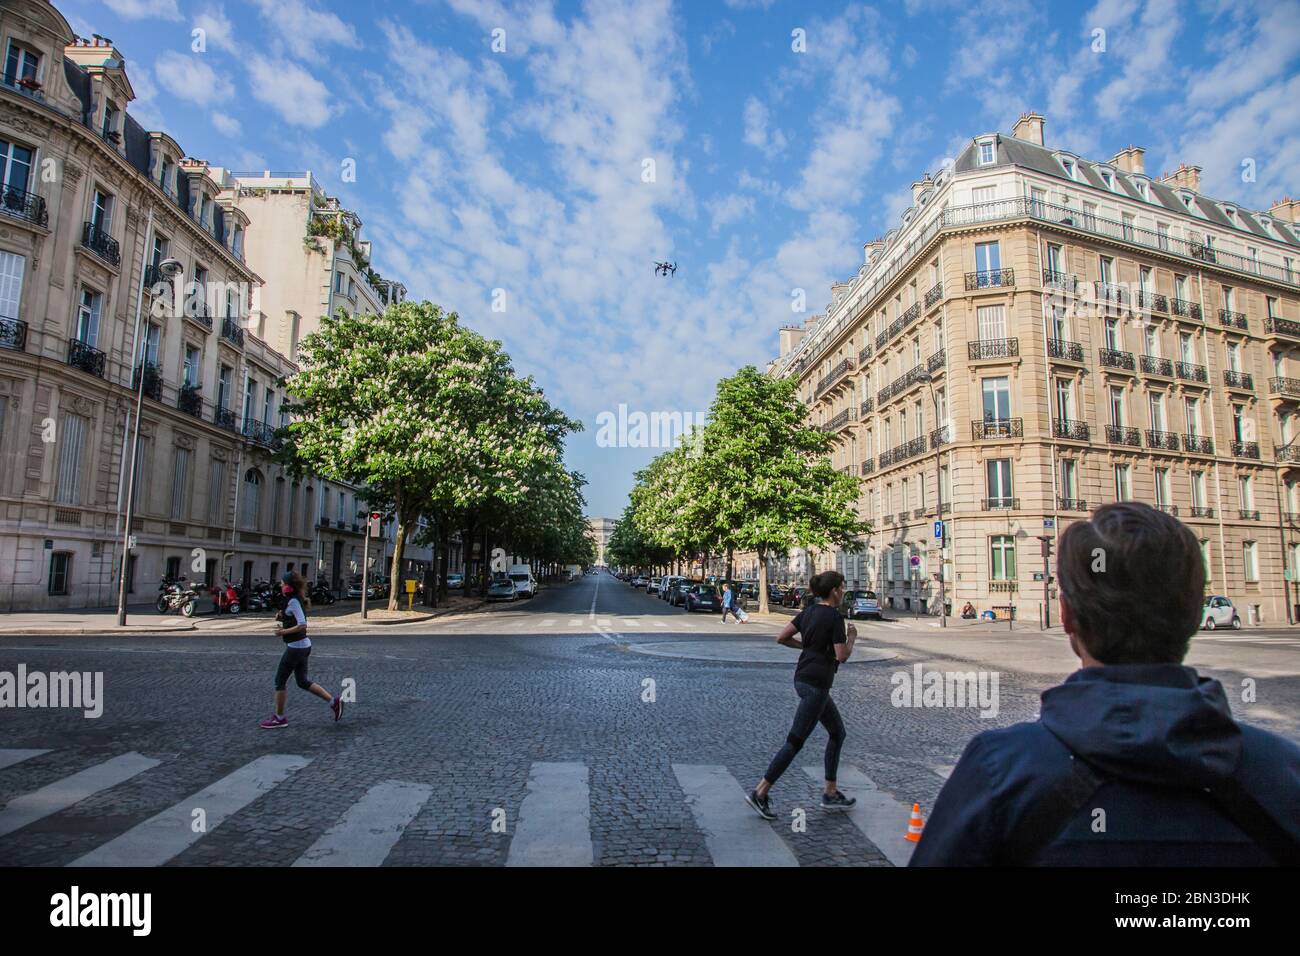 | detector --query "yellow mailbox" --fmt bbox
[404,579,417,610]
